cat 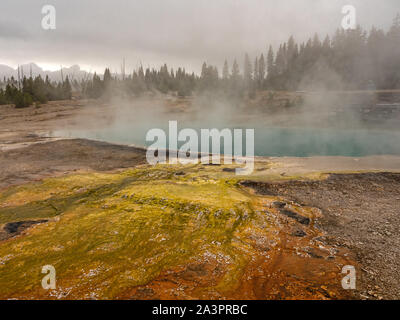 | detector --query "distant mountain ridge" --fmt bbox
[0,63,92,82]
